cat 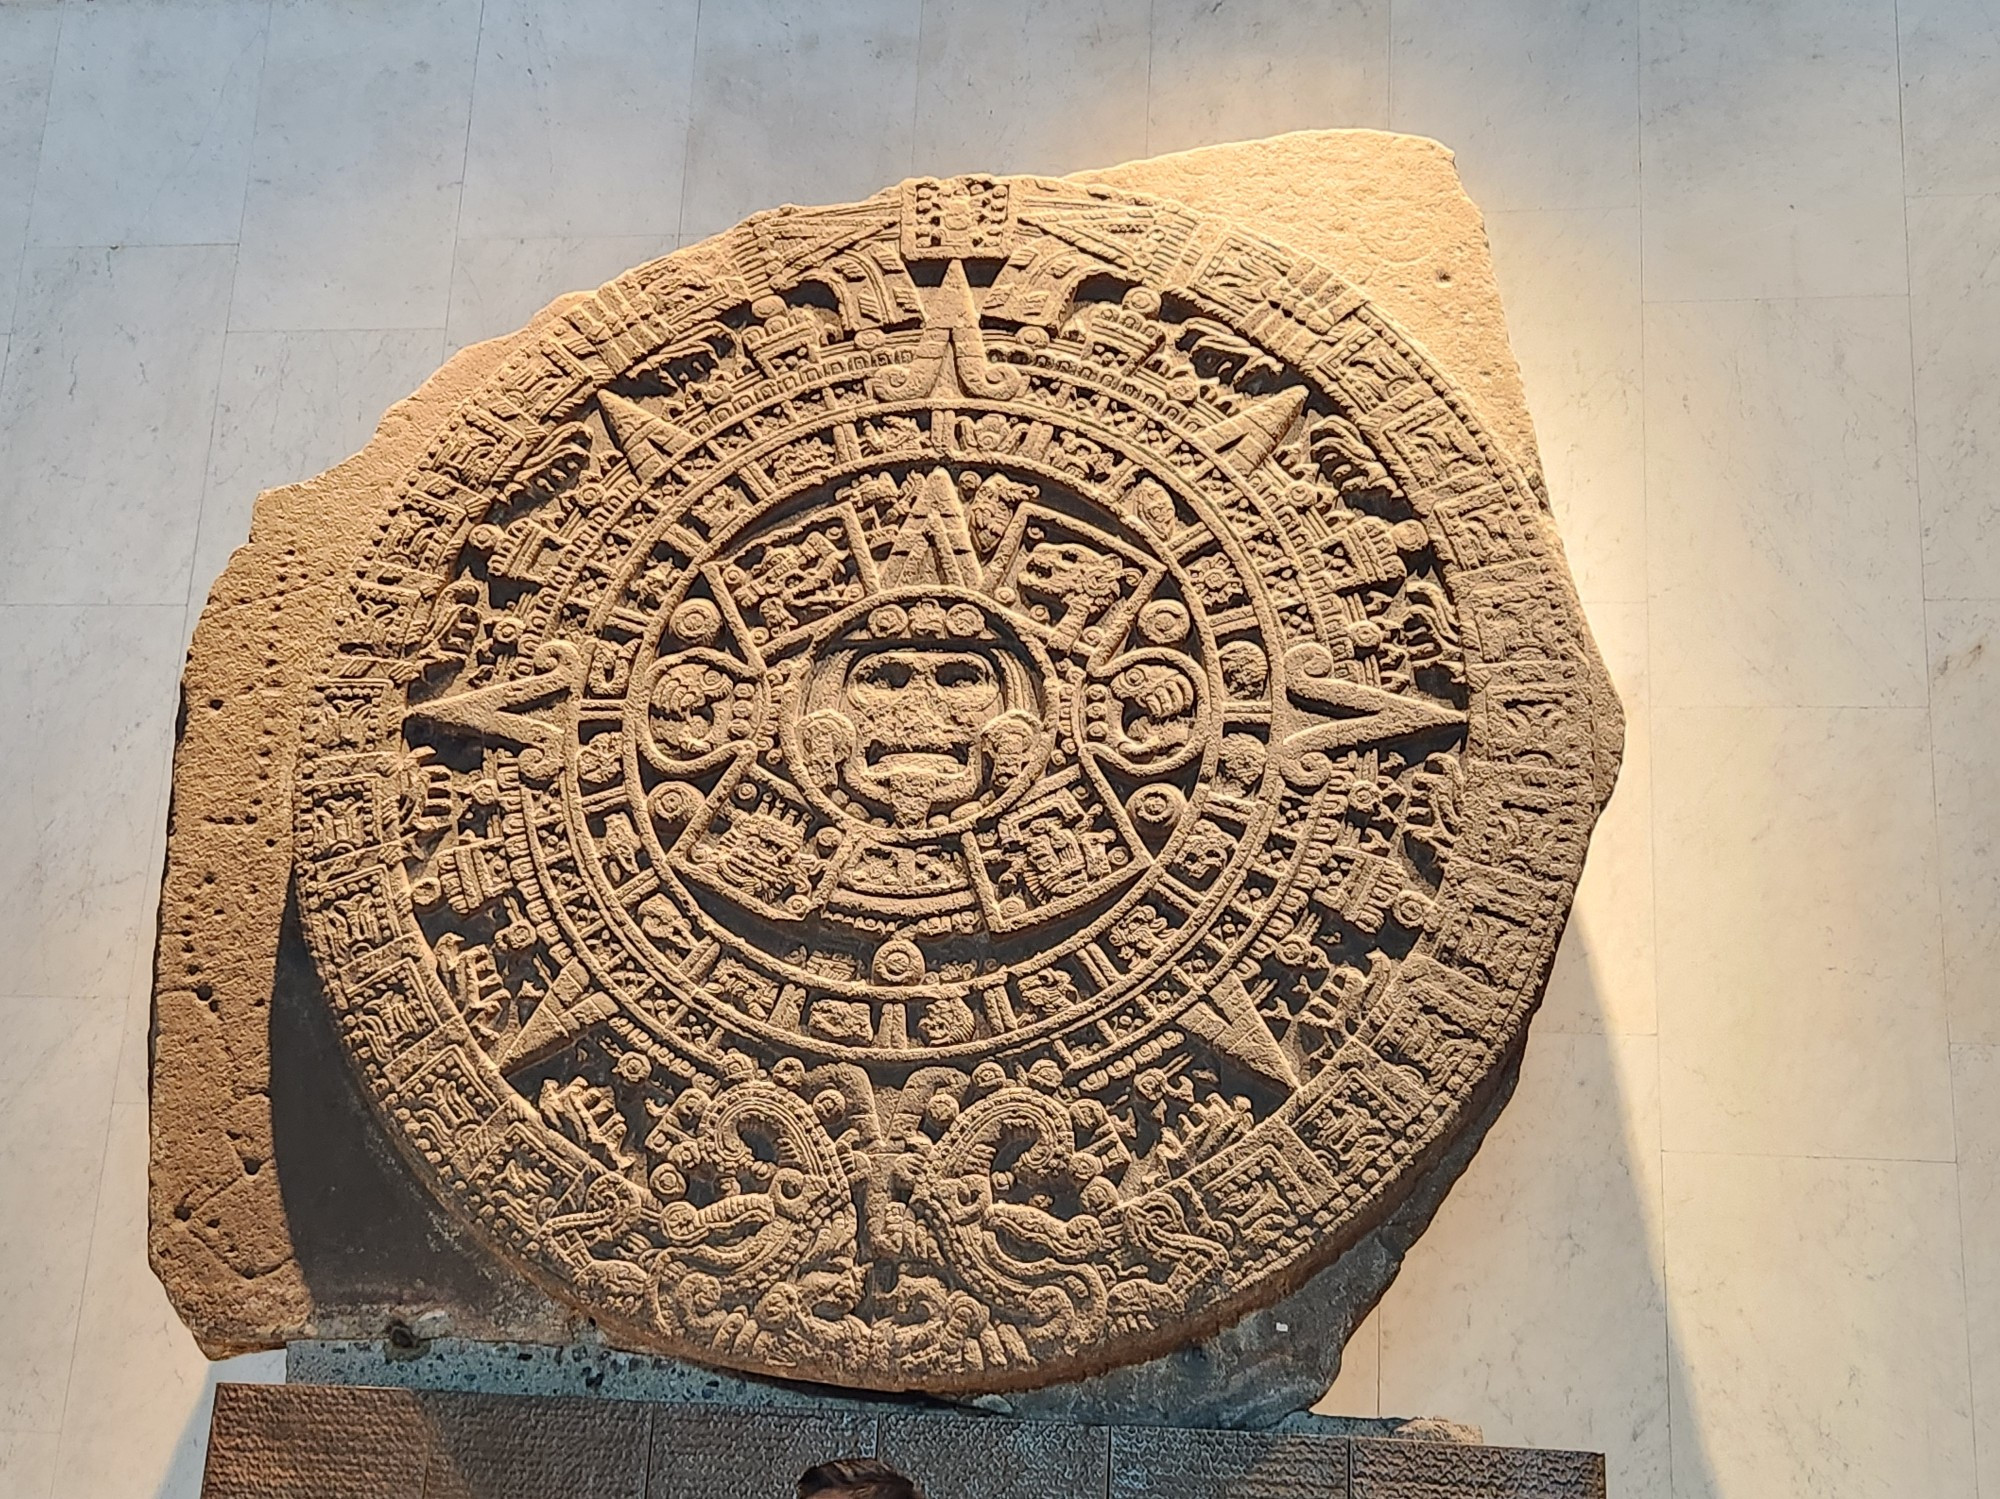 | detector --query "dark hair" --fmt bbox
[796,1456,923,1499]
